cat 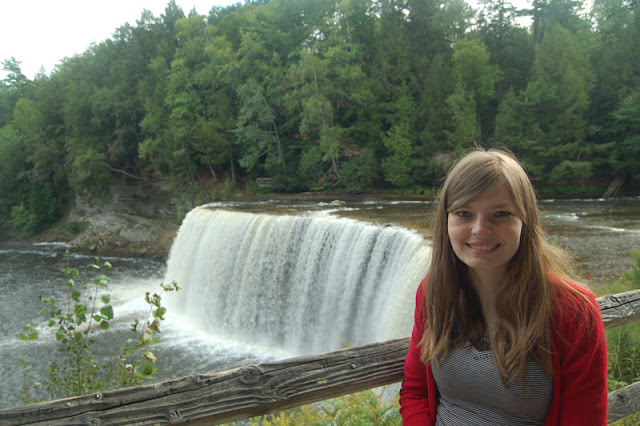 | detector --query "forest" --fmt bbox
[0,0,638,236]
